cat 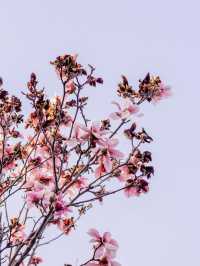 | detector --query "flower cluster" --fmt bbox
[84,229,120,266]
[117,73,171,104]
[10,218,26,245]
[0,80,23,175]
